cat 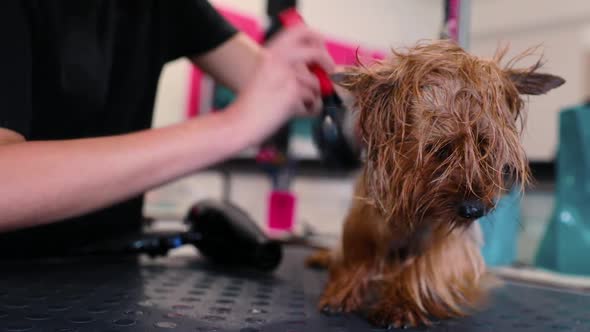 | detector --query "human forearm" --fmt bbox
[0,111,247,231]
[191,33,263,92]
